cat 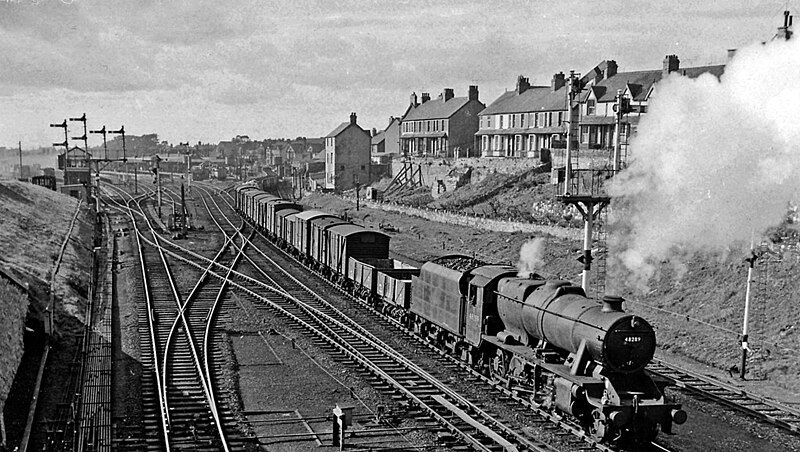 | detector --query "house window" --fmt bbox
[520,114,525,128]
[427,121,431,132]
[587,99,596,115]
[557,112,563,126]
[534,113,539,128]
[499,115,504,128]
[511,114,516,128]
